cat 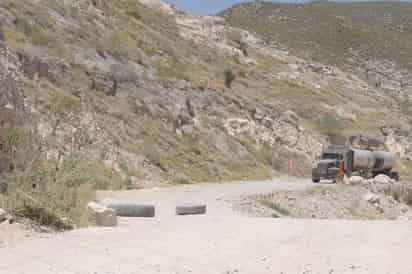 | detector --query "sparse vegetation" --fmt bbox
[14,14,55,46]
[260,199,291,216]
[222,1,412,69]
[1,143,129,228]
[316,115,345,144]
[386,184,412,206]
[224,69,236,88]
